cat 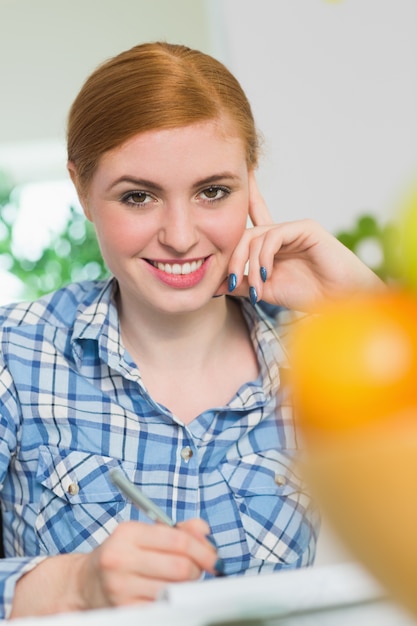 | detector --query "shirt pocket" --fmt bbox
[35,445,135,554]
[219,450,312,566]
